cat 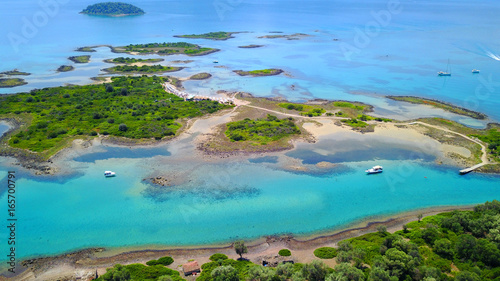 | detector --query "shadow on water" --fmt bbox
[248,156,279,164]
[73,146,171,163]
